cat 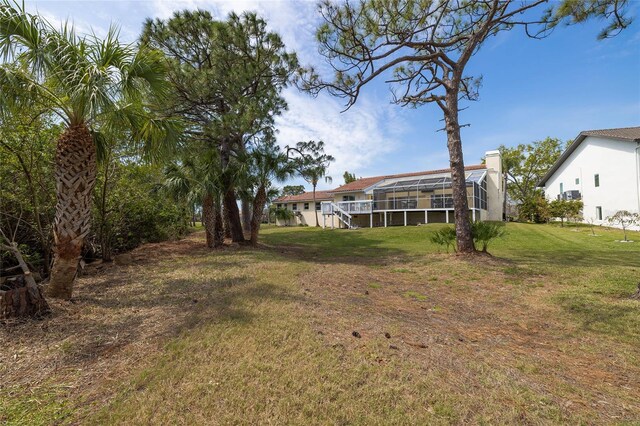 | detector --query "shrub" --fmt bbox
[471,221,506,253]
[430,226,457,253]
